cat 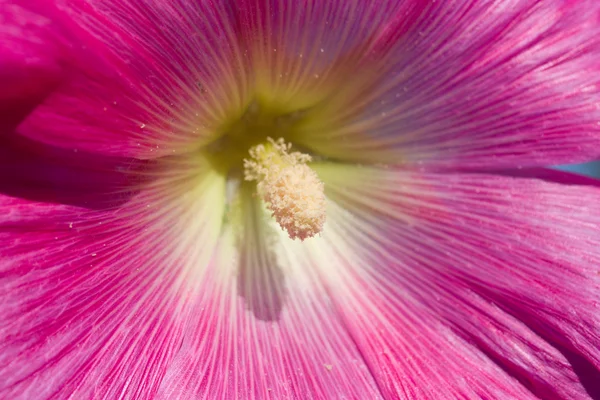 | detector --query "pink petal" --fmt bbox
[301,0,600,169]
[0,133,150,209]
[1,160,381,398]
[0,1,63,131]
[495,167,600,187]
[314,164,600,399]
[12,0,244,158]
[157,194,381,399]
[0,156,227,398]
[230,0,403,102]
[0,183,383,398]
